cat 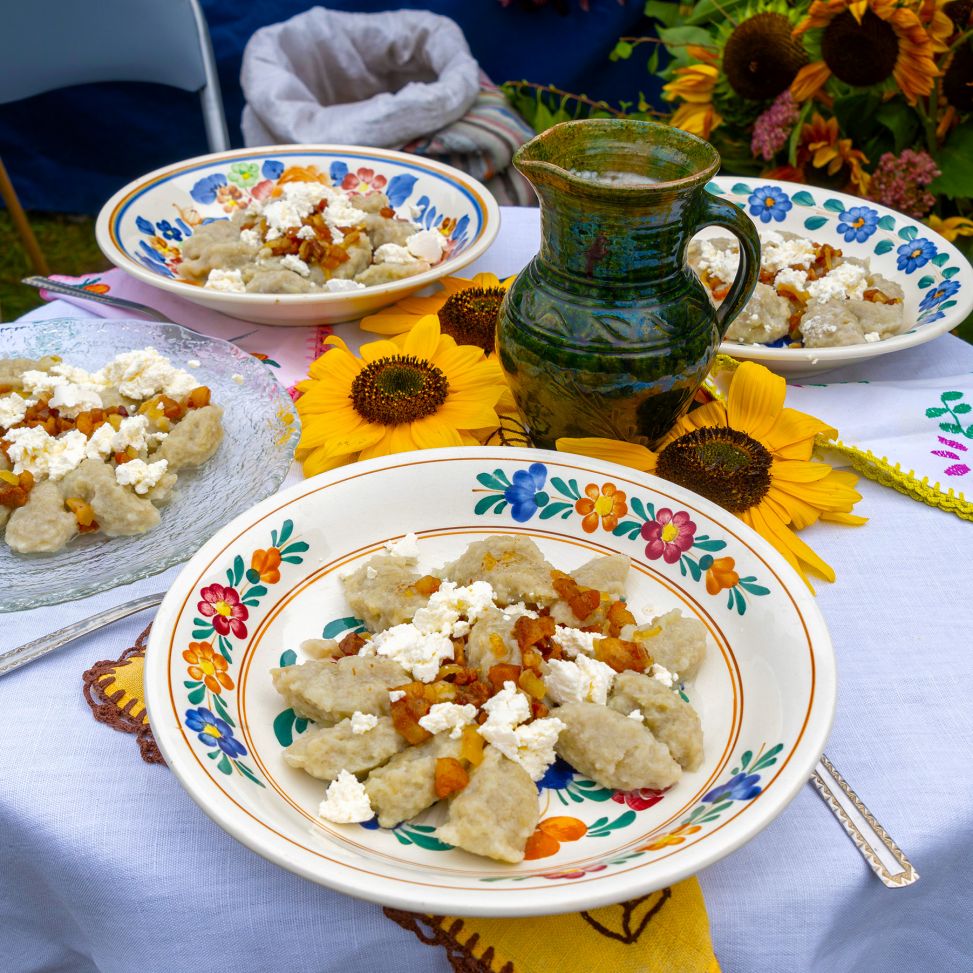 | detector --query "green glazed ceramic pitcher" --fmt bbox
[496,119,760,449]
